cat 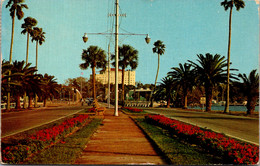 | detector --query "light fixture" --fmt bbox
[82,33,88,43]
[145,34,151,44]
